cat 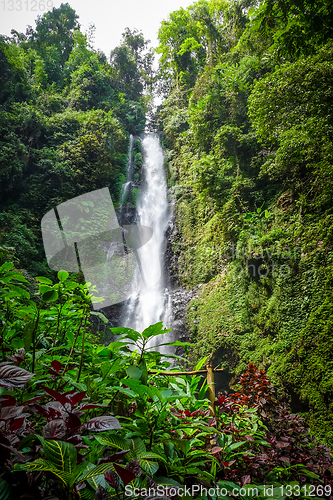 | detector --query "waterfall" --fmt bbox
[120,133,173,345]
[119,134,135,224]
